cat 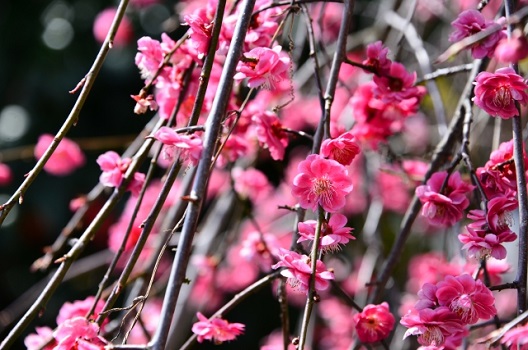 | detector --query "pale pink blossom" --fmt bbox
[234,46,290,89]
[251,111,289,160]
[131,94,158,114]
[35,134,85,176]
[291,154,353,213]
[415,171,474,227]
[191,312,245,344]
[354,302,395,343]
[271,248,334,294]
[153,126,203,166]
[135,36,164,82]
[53,317,107,350]
[494,29,528,63]
[96,151,145,196]
[501,323,528,349]
[93,8,133,47]
[473,67,528,119]
[240,231,281,271]
[24,327,55,350]
[297,213,355,252]
[320,131,360,166]
[449,9,505,58]
[436,274,496,324]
